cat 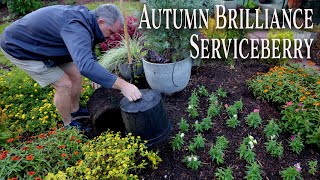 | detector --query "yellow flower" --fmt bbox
[263,89,269,93]
[34,83,38,87]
